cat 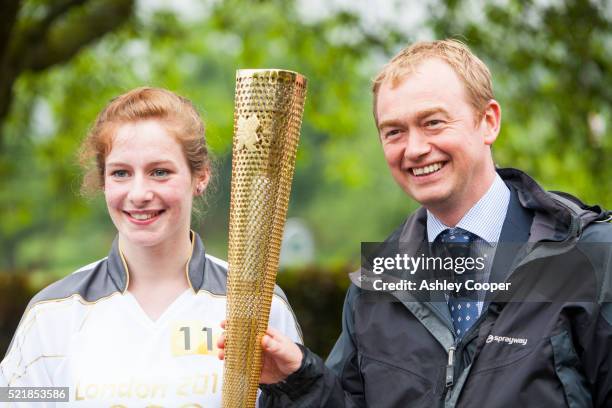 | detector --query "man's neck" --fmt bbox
[426,172,511,246]
[428,170,497,227]
[428,207,469,228]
